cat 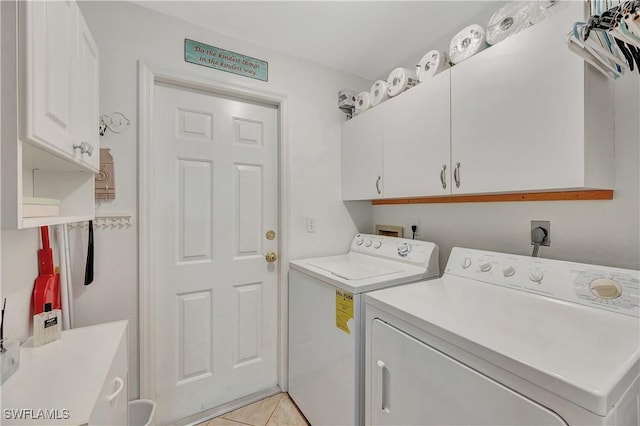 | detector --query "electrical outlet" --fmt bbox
[410,218,420,237]
[531,220,551,246]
